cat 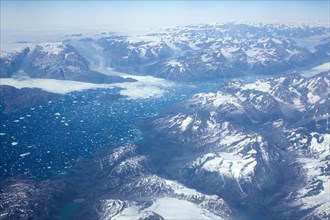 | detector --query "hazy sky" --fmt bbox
[1,1,330,31]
